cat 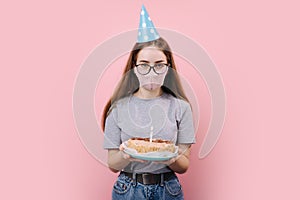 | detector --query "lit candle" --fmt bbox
[150,126,153,143]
